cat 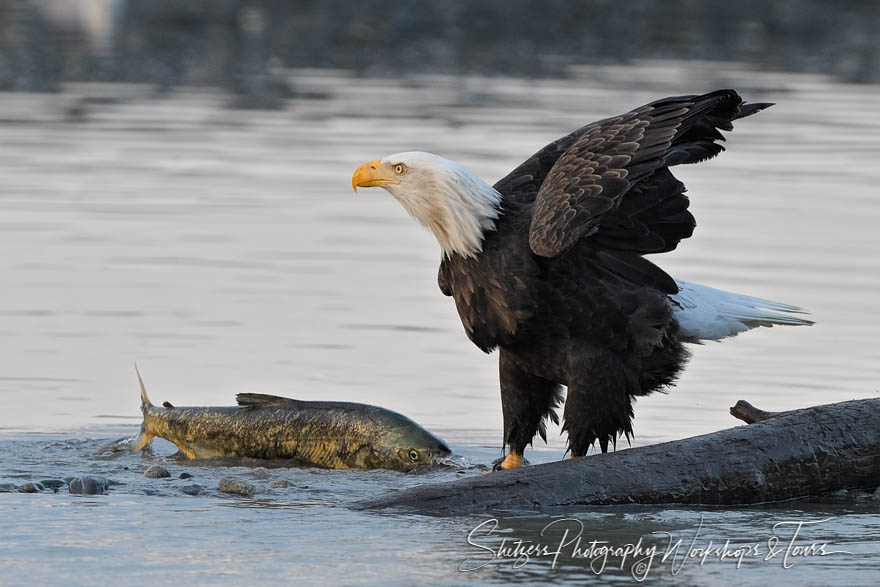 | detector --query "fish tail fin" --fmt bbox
[132,363,155,453]
[132,421,154,453]
[135,362,152,410]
